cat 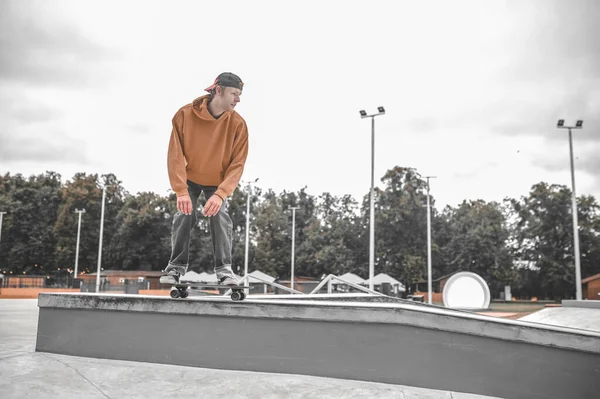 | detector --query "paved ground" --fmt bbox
[0,299,503,399]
